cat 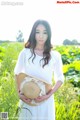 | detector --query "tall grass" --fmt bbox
[0,42,80,120]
